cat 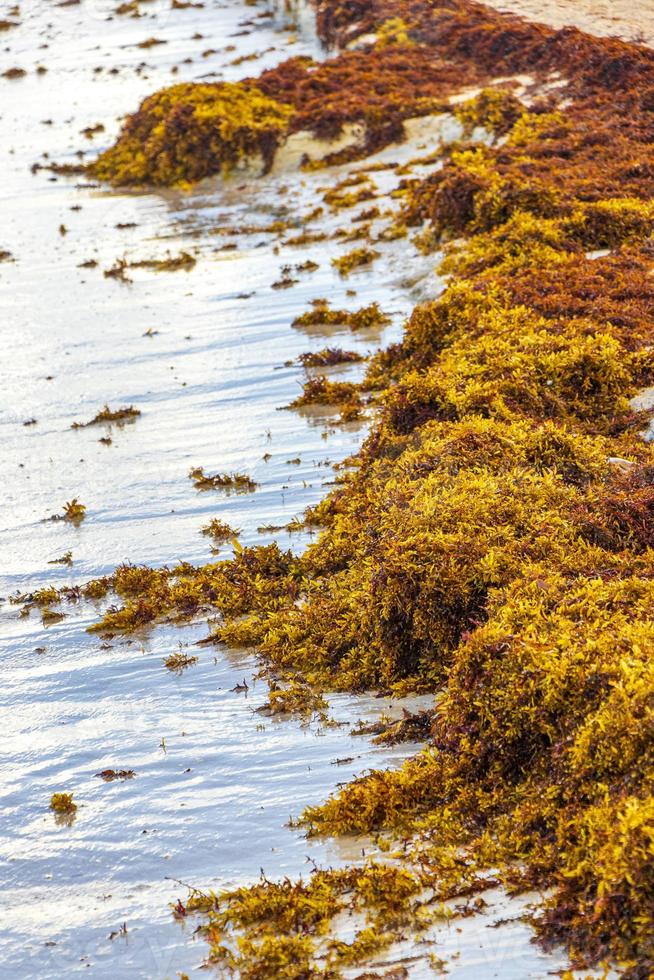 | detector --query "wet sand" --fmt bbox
[484,0,654,47]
